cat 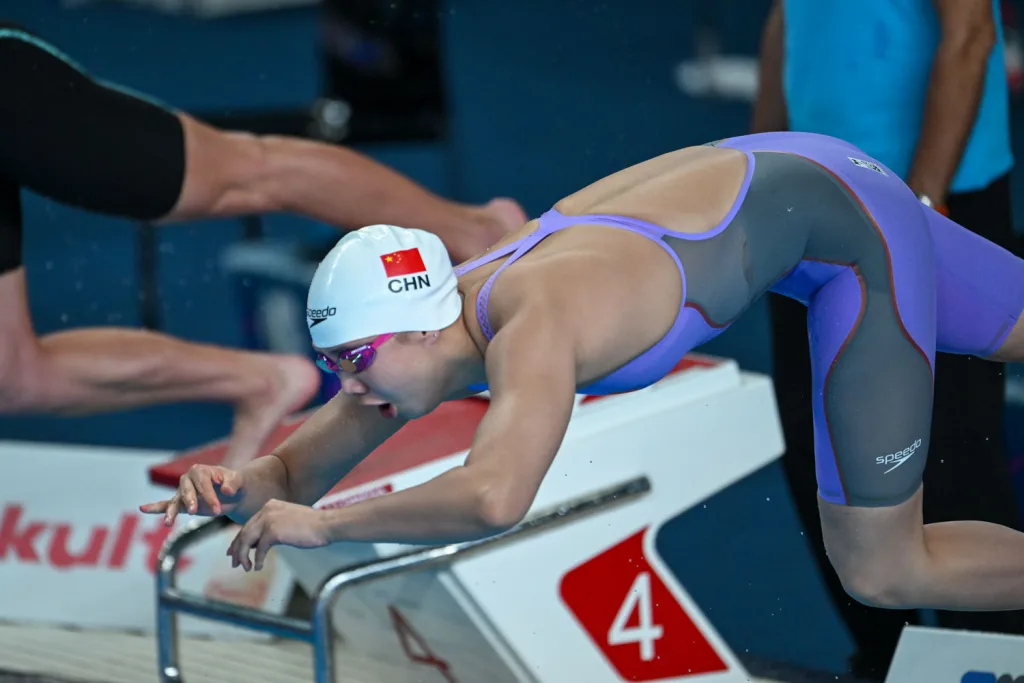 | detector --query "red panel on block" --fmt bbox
[148,398,490,497]
[559,528,728,680]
